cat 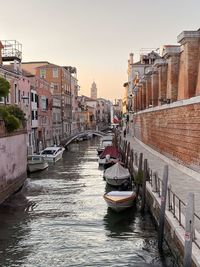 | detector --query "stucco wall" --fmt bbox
[133,101,200,173]
[0,133,27,204]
